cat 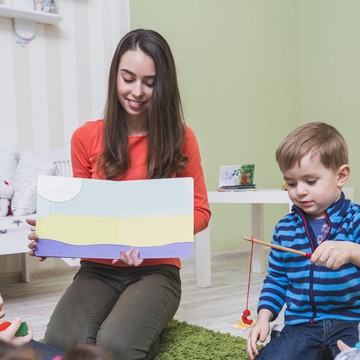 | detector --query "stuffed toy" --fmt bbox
[0,180,14,217]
